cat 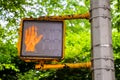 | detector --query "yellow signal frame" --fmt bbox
[17,18,65,62]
